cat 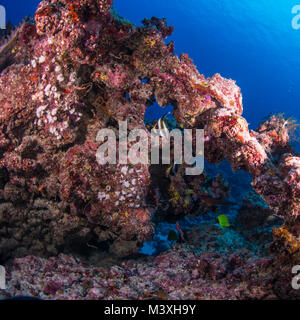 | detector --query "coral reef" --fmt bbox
[1,244,299,300]
[0,0,157,258]
[0,0,300,299]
